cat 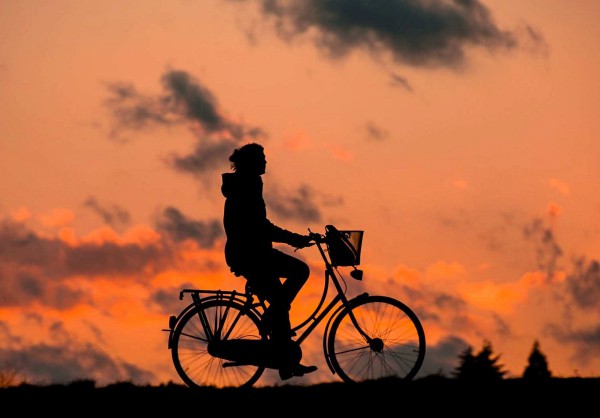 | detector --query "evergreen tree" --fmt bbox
[453,340,507,381]
[523,340,552,380]
[453,345,476,379]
